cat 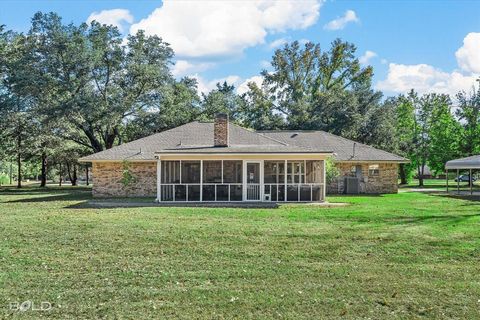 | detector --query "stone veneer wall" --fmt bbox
[327,162,399,194]
[92,162,157,197]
